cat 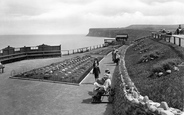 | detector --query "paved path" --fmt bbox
[0,46,123,115]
